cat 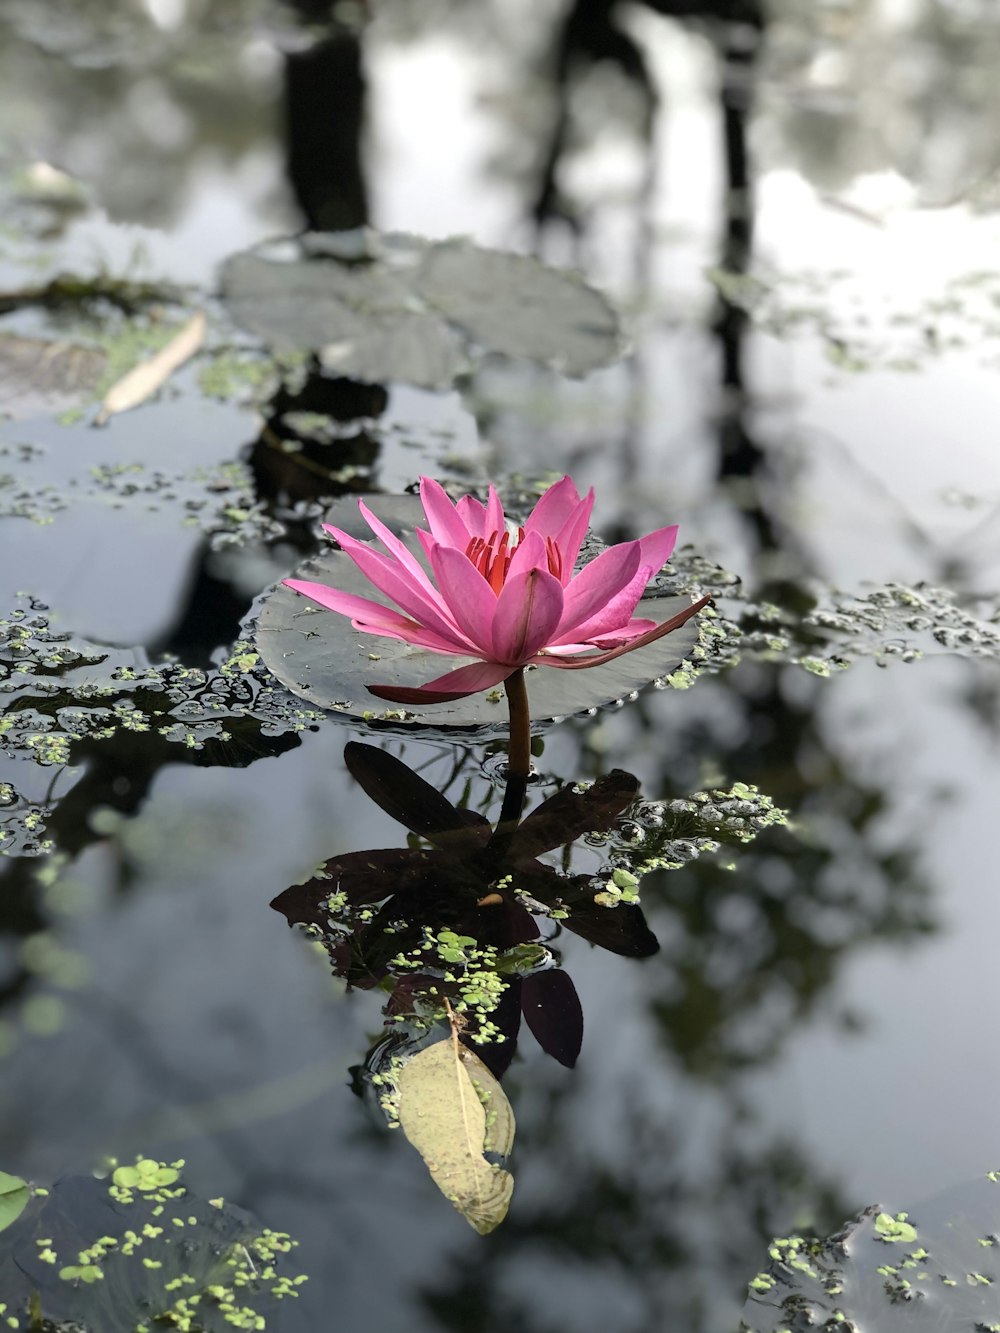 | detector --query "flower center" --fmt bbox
[465,528,564,593]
